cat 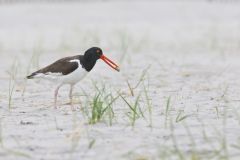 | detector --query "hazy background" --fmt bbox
[1,0,240,77]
